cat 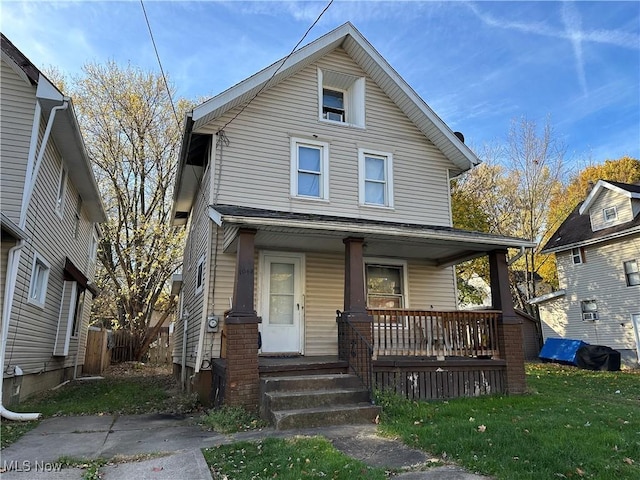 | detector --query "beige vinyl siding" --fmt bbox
[201,48,455,227]
[589,189,634,231]
[4,124,97,376]
[542,234,640,350]
[407,261,457,310]
[303,252,344,355]
[0,57,34,223]
[173,166,211,369]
